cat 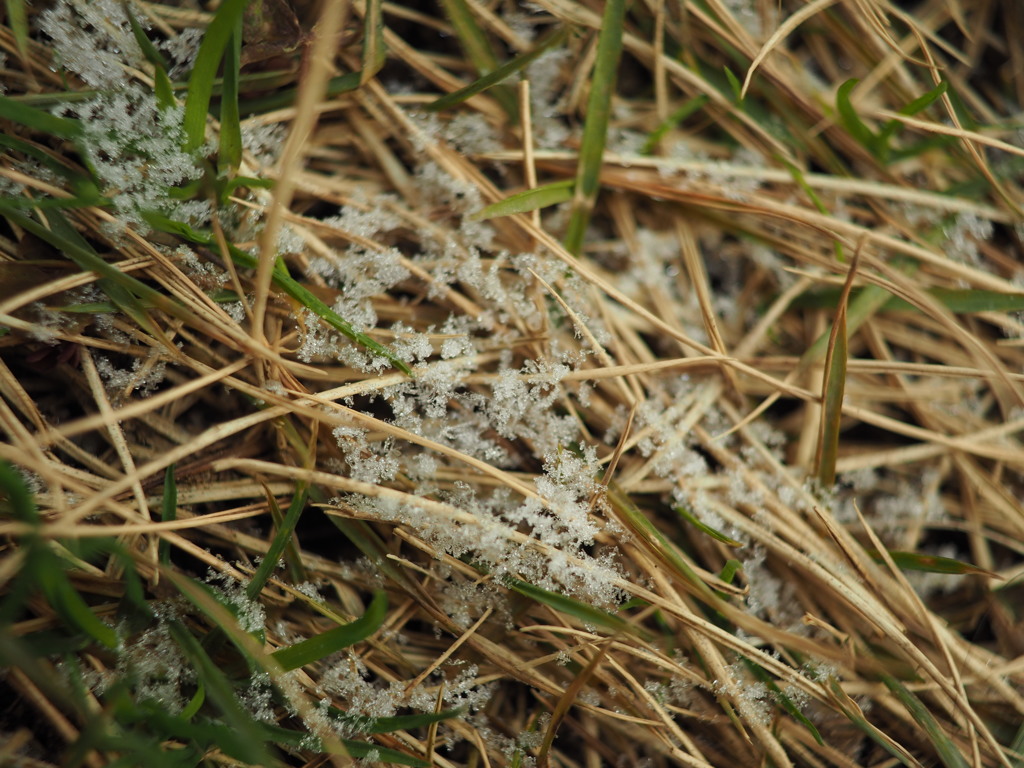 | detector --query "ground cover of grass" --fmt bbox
[1,0,1024,766]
